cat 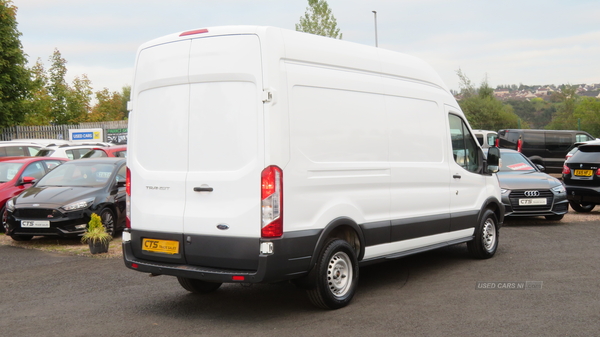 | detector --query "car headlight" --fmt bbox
[6,198,15,212]
[552,184,566,194]
[501,188,509,194]
[60,198,95,212]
